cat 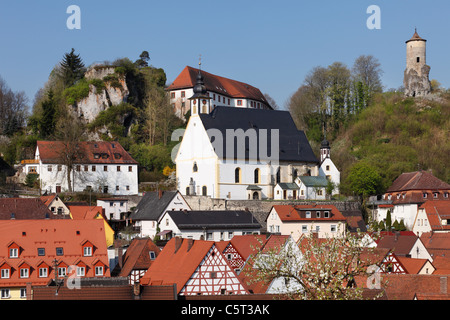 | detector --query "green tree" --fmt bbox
[39,90,58,138]
[345,161,382,198]
[386,210,392,232]
[59,48,85,87]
